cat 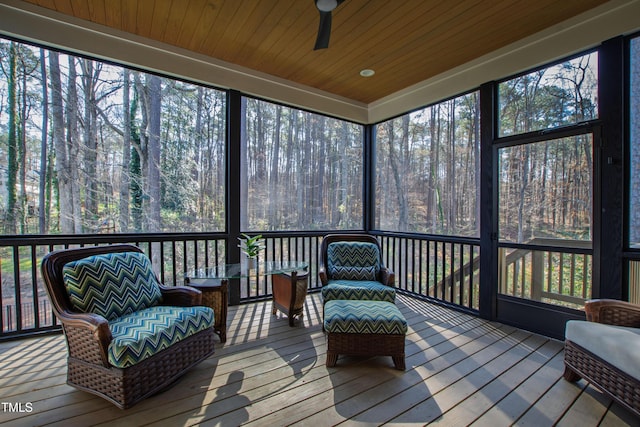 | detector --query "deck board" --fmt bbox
[0,293,636,426]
